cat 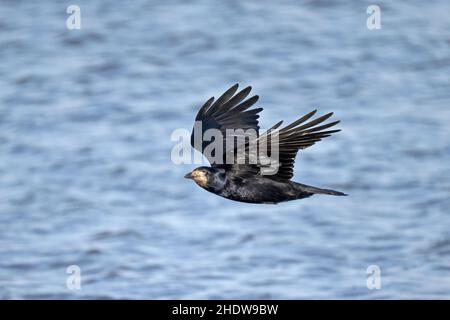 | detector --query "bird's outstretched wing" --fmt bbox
[256,110,340,181]
[190,84,262,166]
[190,84,340,181]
